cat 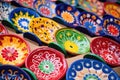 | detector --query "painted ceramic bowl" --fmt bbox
[25,46,67,80]
[91,37,120,66]
[55,3,80,27]
[9,7,40,32]
[0,34,30,67]
[0,23,8,34]
[33,0,56,18]
[78,12,104,36]
[29,17,63,44]
[0,1,15,21]
[0,65,31,80]
[104,2,120,19]
[66,59,120,80]
[55,28,90,55]
[77,0,104,16]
